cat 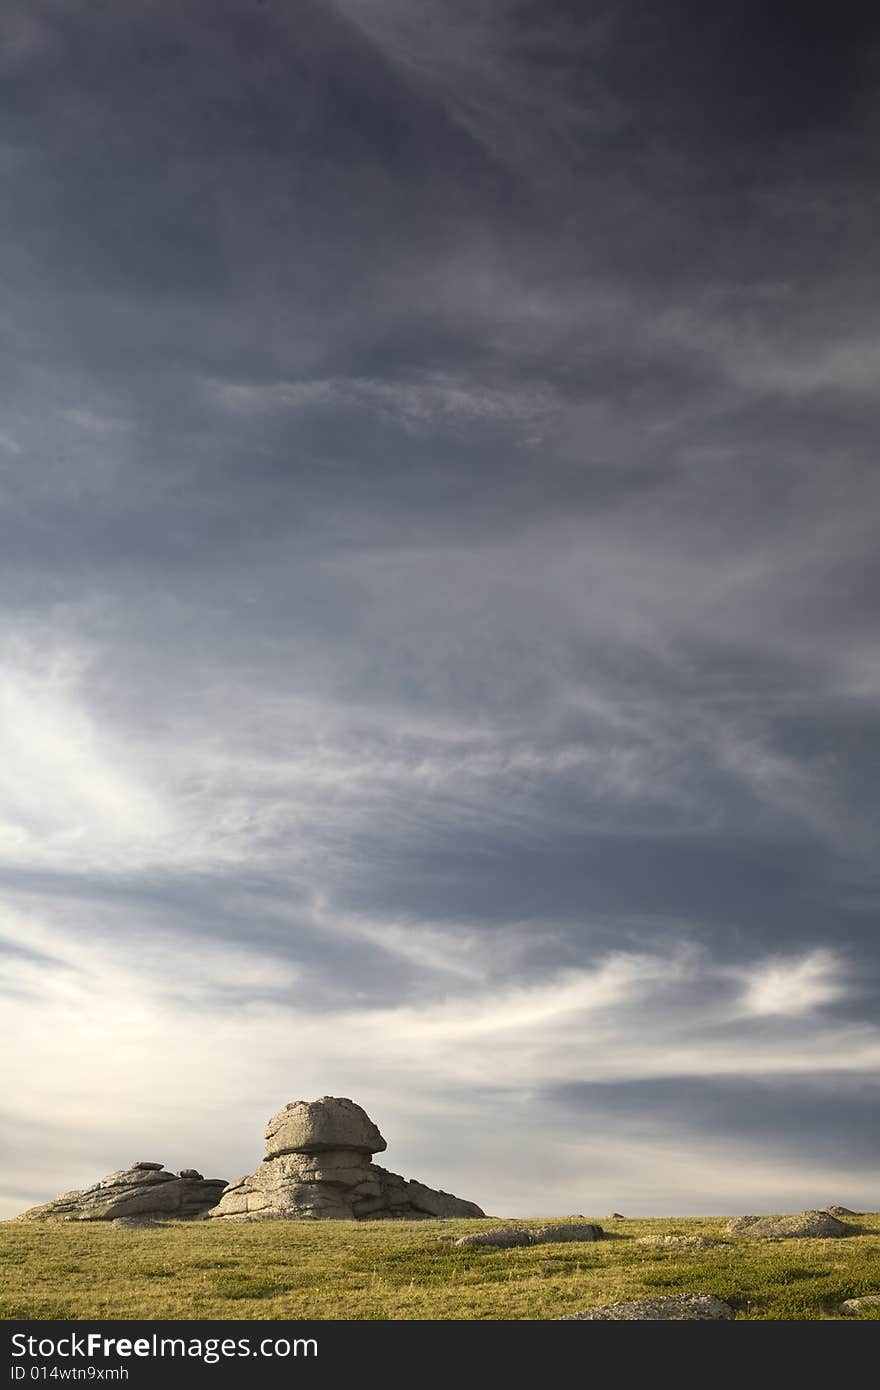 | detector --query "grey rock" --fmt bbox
[455,1222,602,1249]
[264,1097,386,1159]
[840,1296,880,1315]
[16,1165,227,1222]
[455,1228,534,1249]
[131,1162,164,1171]
[178,1170,203,1180]
[561,1294,735,1320]
[111,1217,163,1229]
[726,1211,847,1240]
[822,1205,857,1216]
[209,1098,483,1223]
[607,1212,625,1219]
[637,1235,725,1250]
